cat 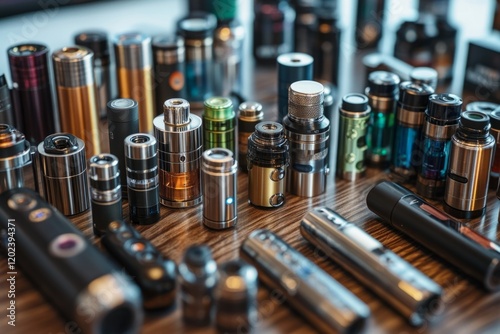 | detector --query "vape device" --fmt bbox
[114,33,154,133]
[214,260,258,333]
[253,0,294,64]
[52,46,101,157]
[247,121,289,208]
[37,133,90,216]
[336,93,370,181]
[444,111,495,218]
[240,229,370,333]
[101,220,177,310]
[152,35,187,112]
[124,133,160,225]
[177,12,217,106]
[178,245,218,325]
[355,0,385,49]
[154,98,202,208]
[277,53,313,122]
[365,71,400,167]
[201,148,238,229]
[203,97,236,154]
[489,110,500,186]
[465,101,499,113]
[74,30,113,119]
[367,181,500,291]
[293,0,316,54]
[0,188,143,333]
[300,207,443,326]
[88,154,122,236]
[313,11,341,86]
[238,101,264,172]
[391,81,434,182]
[416,93,462,199]
[0,124,31,193]
[283,80,330,196]
[107,98,139,198]
[212,0,245,97]
[8,43,56,144]
[0,74,14,125]
[410,67,438,91]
